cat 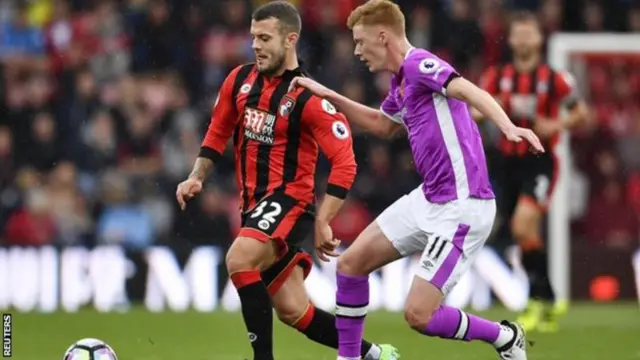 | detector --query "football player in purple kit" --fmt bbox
[289,1,545,360]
